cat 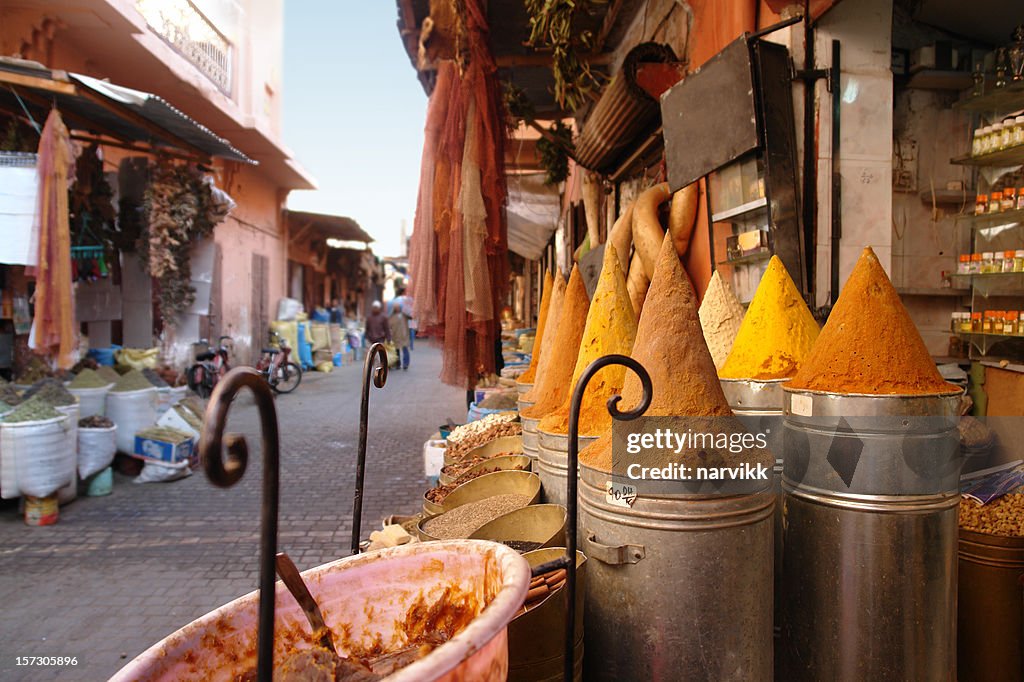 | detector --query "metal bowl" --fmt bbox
[444,435,524,466]
[468,503,567,552]
[441,470,542,512]
[439,454,533,486]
